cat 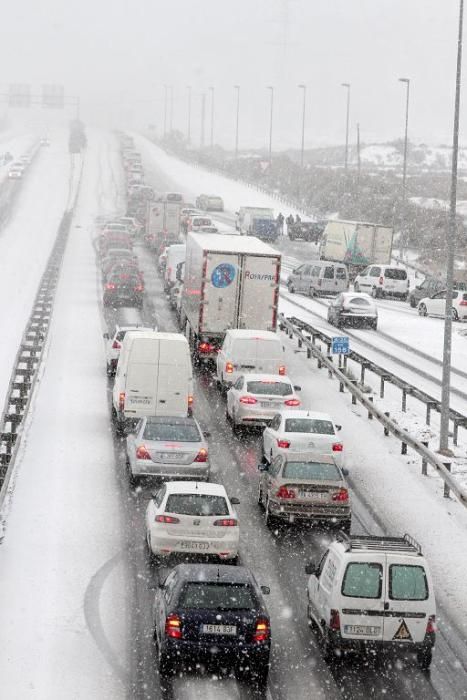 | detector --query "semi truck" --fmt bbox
[318,219,393,278]
[144,198,181,254]
[180,233,281,363]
